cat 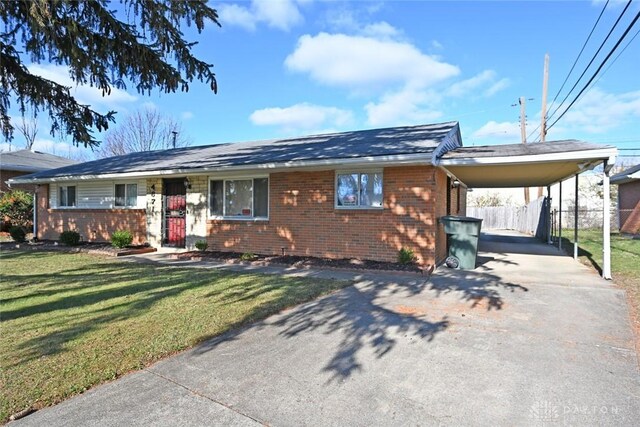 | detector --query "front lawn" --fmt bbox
[0,251,348,422]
